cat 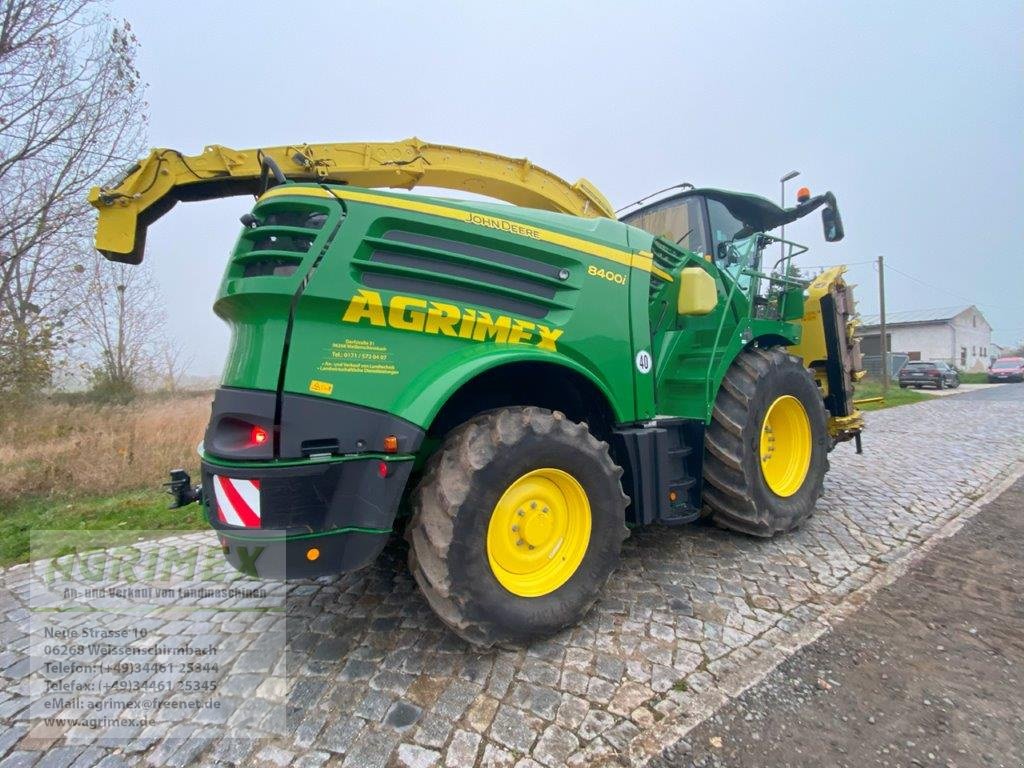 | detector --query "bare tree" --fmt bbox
[0,0,147,392]
[153,338,195,394]
[74,253,164,398]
